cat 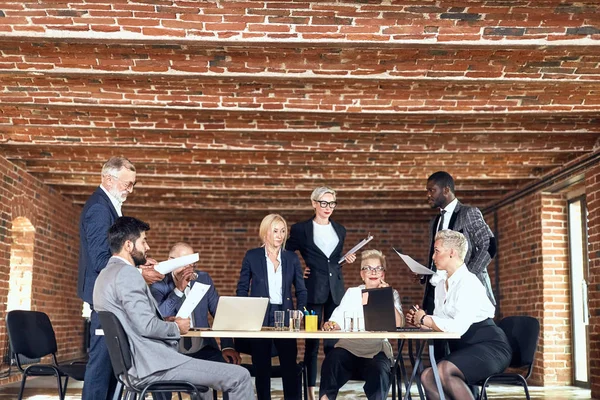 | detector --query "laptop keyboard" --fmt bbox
[395,327,424,332]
